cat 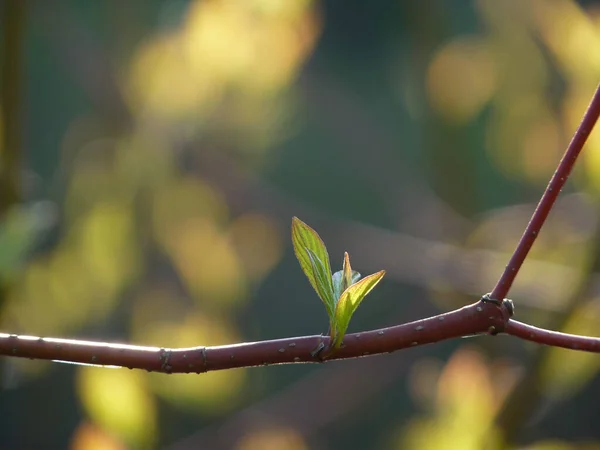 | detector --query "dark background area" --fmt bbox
[1,0,600,449]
